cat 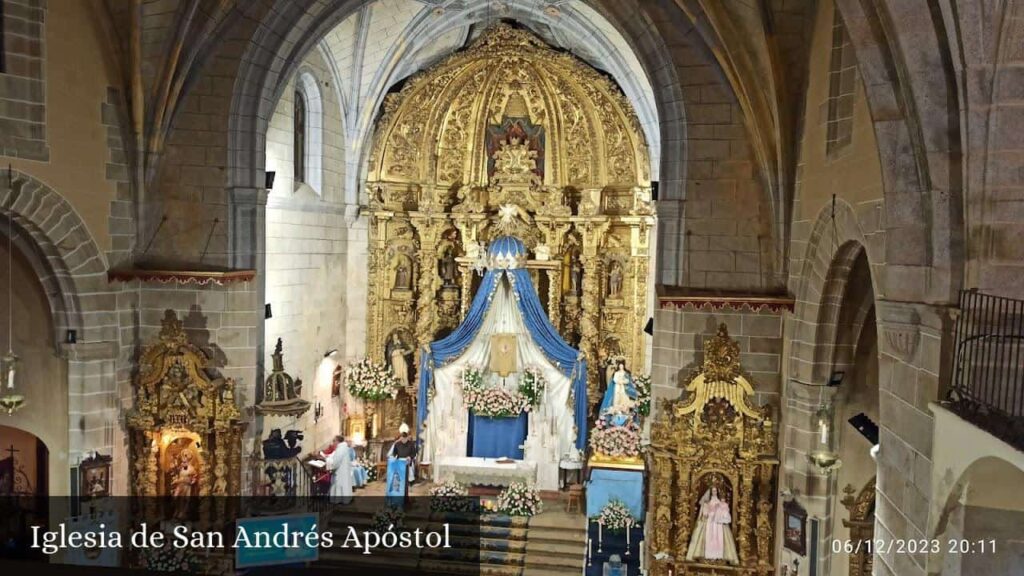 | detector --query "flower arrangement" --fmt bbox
[137,537,201,572]
[430,481,478,513]
[593,499,634,532]
[517,366,546,408]
[634,374,652,417]
[346,357,400,401]
[496,482,543,517]
[589,418,643,458]
[357,457,378,482]
[462,366,530,417]
[371,504,405,533]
